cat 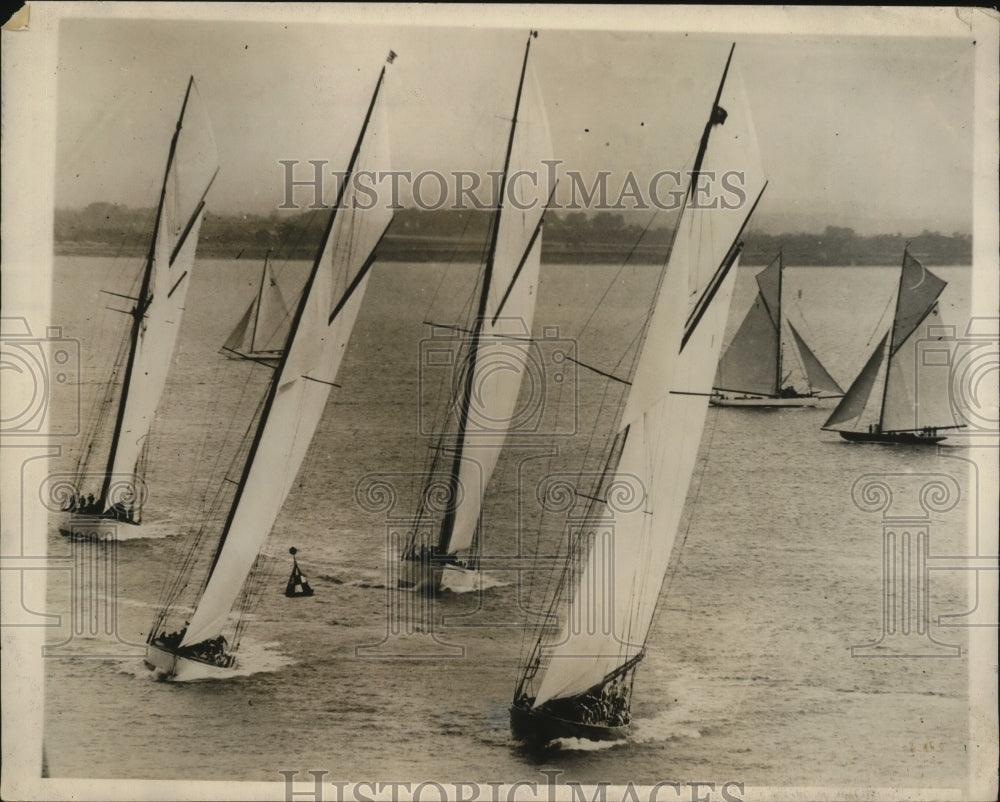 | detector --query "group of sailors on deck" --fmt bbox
[64,494,135,522]
[526,683,630,729]
[154,628,232,667]
[573,690,629,728]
